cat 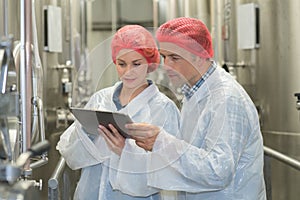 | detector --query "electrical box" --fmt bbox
[44,5,62,52]
[237,3,260,49]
